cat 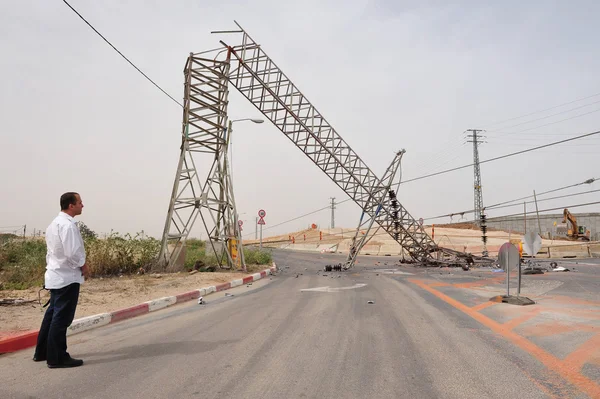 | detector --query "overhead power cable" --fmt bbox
[485,108,600,136]
[62,0,183,108]
[246,131,600,235]
[486,201,600,221]
[250,199,600,244]
[398,130,600,186]
[424,186,599,221]
[485,177,598,210]
[476,91,600,129]
[485,100,600,133]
